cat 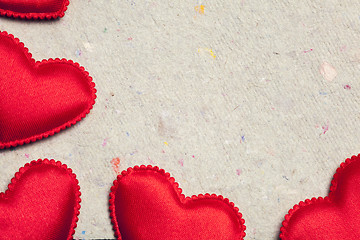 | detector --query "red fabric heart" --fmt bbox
[0,159,81,240]
[0,0,69,19]
[0,31,96,149]
[280,154,360,240]
[109,165,246,240]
